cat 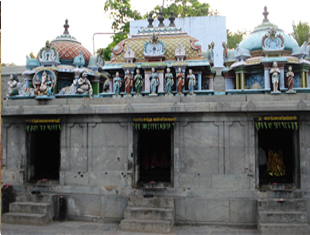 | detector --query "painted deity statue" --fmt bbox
[270,61,280,93]
[34,76,41,96]
[45,75,53,96]
[77,70,93,98]
[125,70,133,95]
[187,69,196,95]
[113,72,122,95]
[39,71,53,96]
[165,68,174,95]
[176,67,185,94]
[7,74,21,97]
[134,69,143,95]
[267,149,285,177]
[286,66,295,93]
[150,67,159,94]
